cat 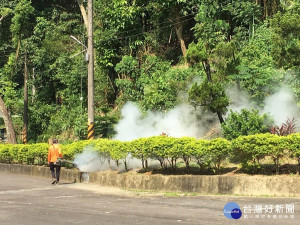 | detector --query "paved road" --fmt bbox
[0,172,299,225]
